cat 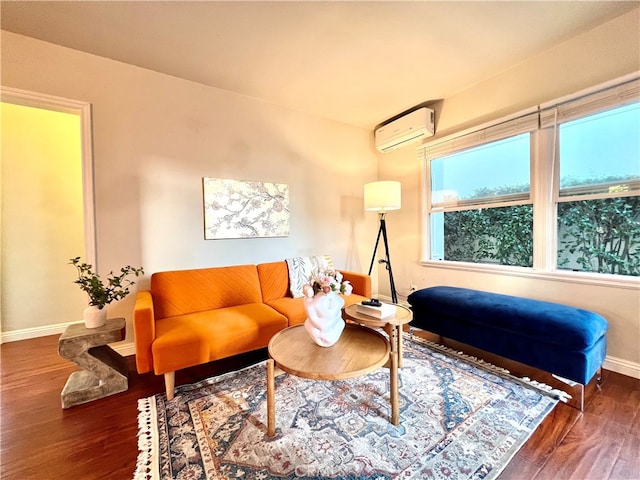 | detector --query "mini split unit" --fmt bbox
[374,107,435,153]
